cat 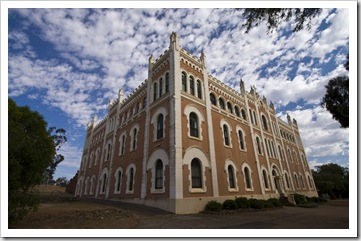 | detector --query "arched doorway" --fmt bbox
[272,168,284,196]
